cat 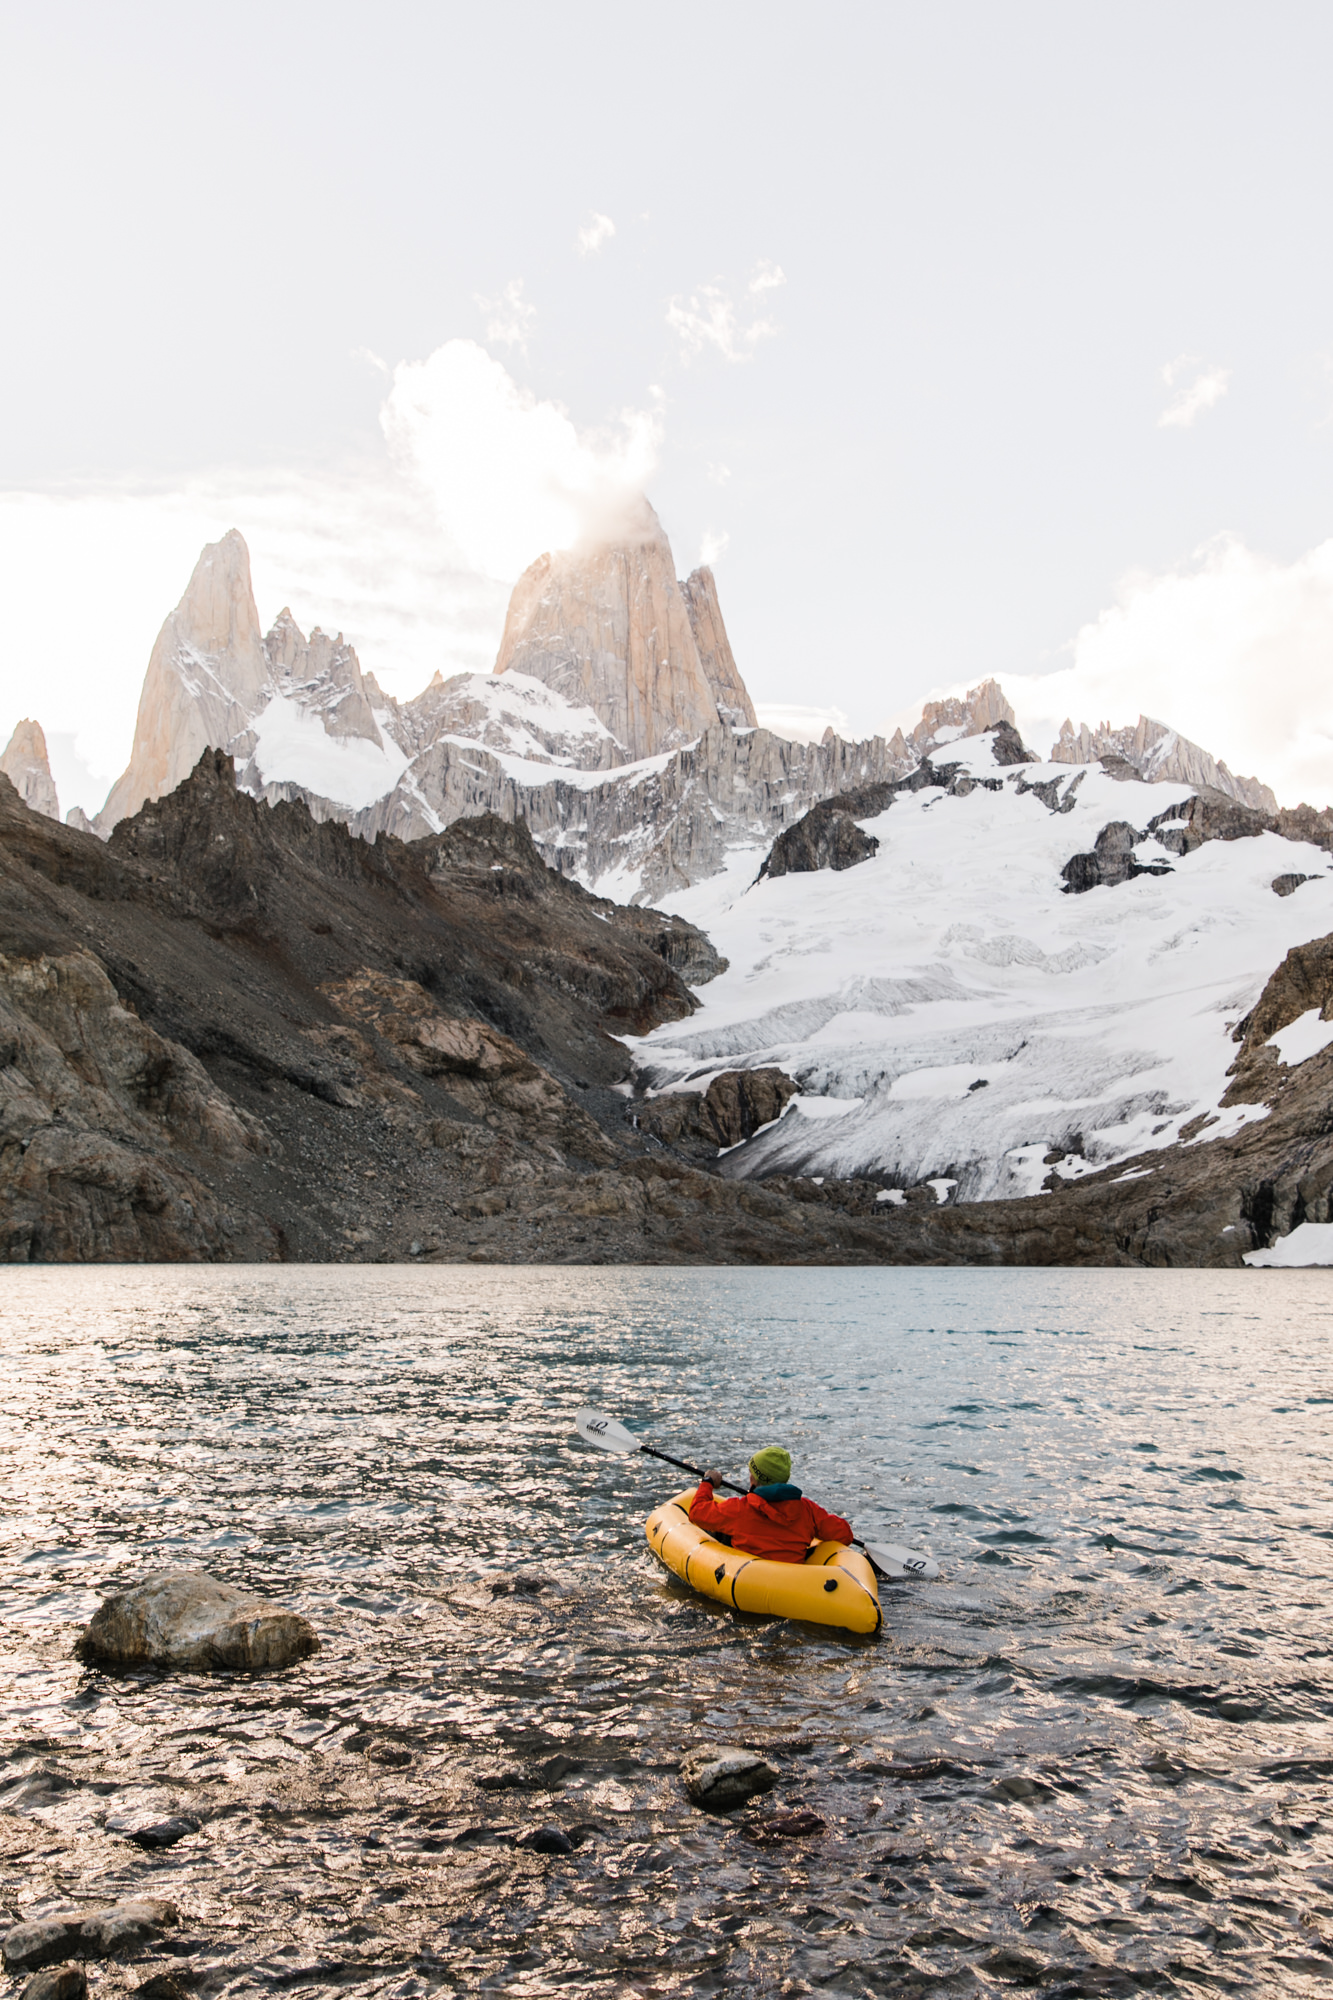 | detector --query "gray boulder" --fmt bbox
[3,1900,177,1971]
[21,1971,87,2000]
[680,1744,779,1811]
[75,1570,317,1674]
